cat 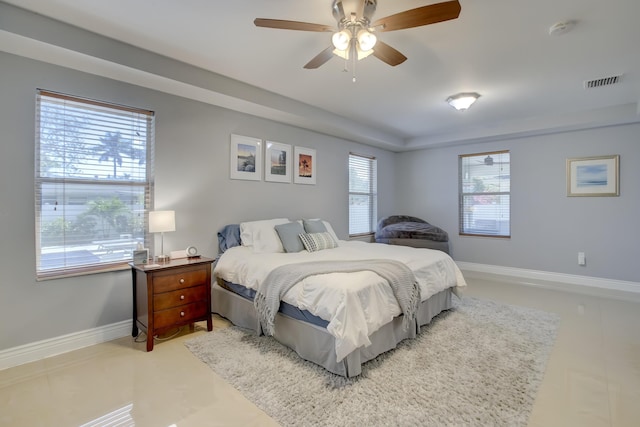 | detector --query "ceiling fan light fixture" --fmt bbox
[446,92,481,111]
[357,29,377,51]
[332,30,351,51]
[333,46,373,61]
[357,47,374,60]
[333,48,349,60]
